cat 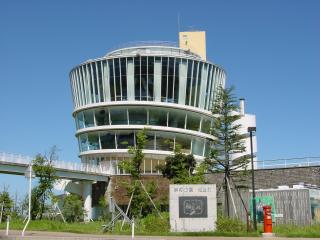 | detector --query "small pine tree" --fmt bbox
[205,86,250,216]
[118,129,158,218]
